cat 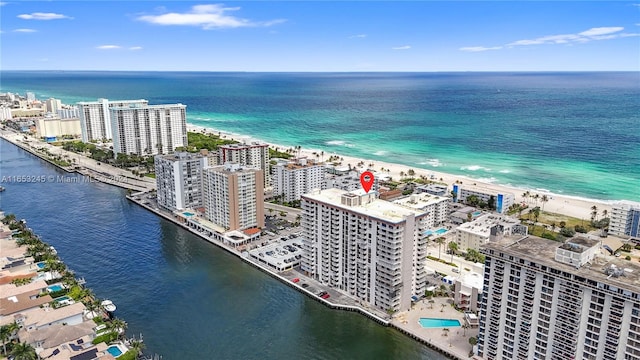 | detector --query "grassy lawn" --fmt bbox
[521,211,596,231]
[145,173,156,178]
